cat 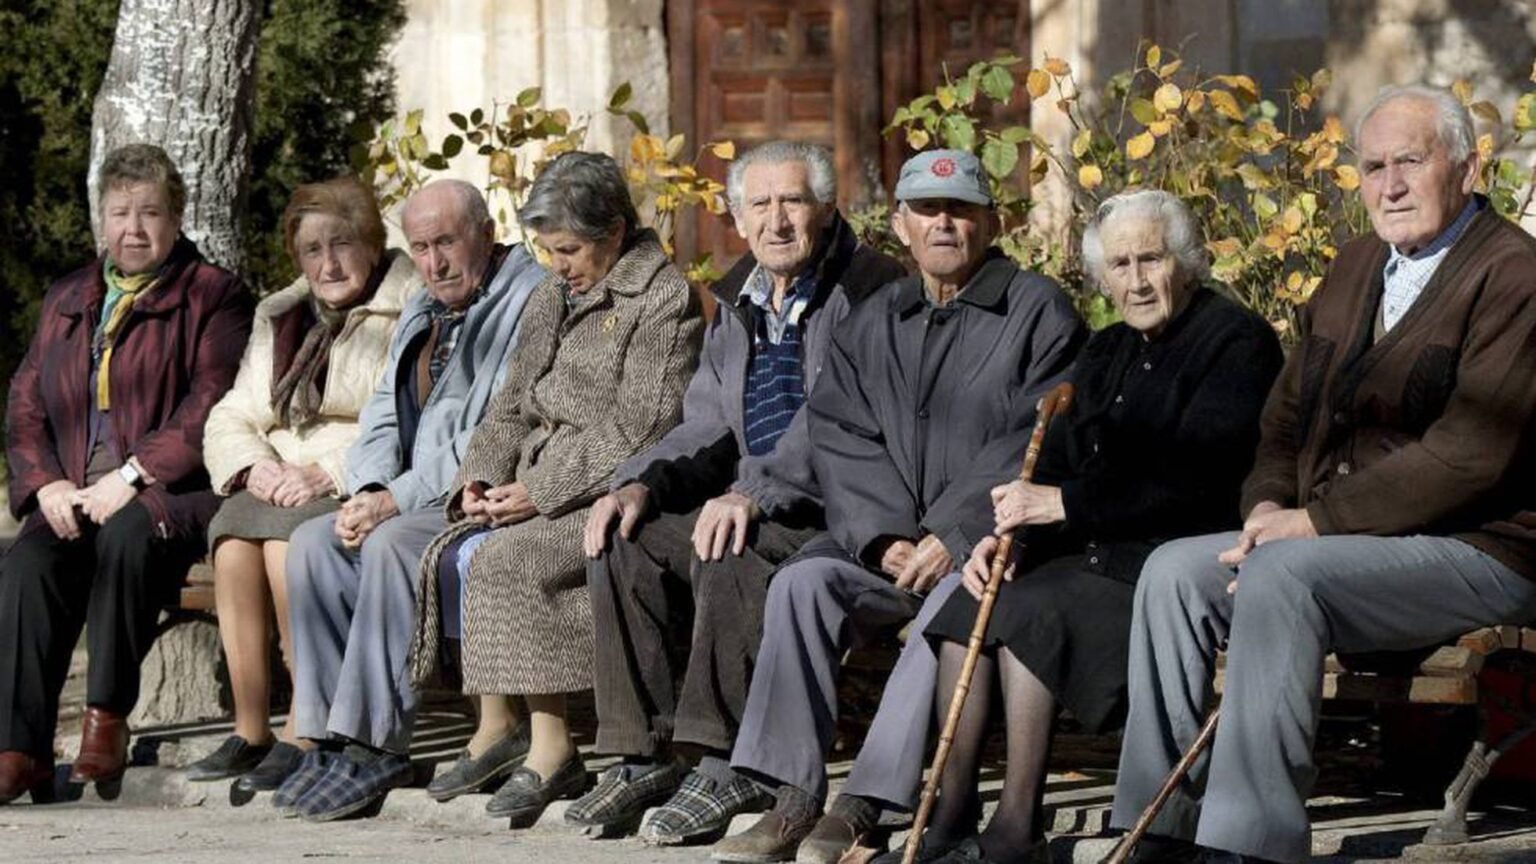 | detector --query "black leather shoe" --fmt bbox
[427,726,530,801]
[235,741,306,792]
[485,757,590,826]
[186,735,274,782]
